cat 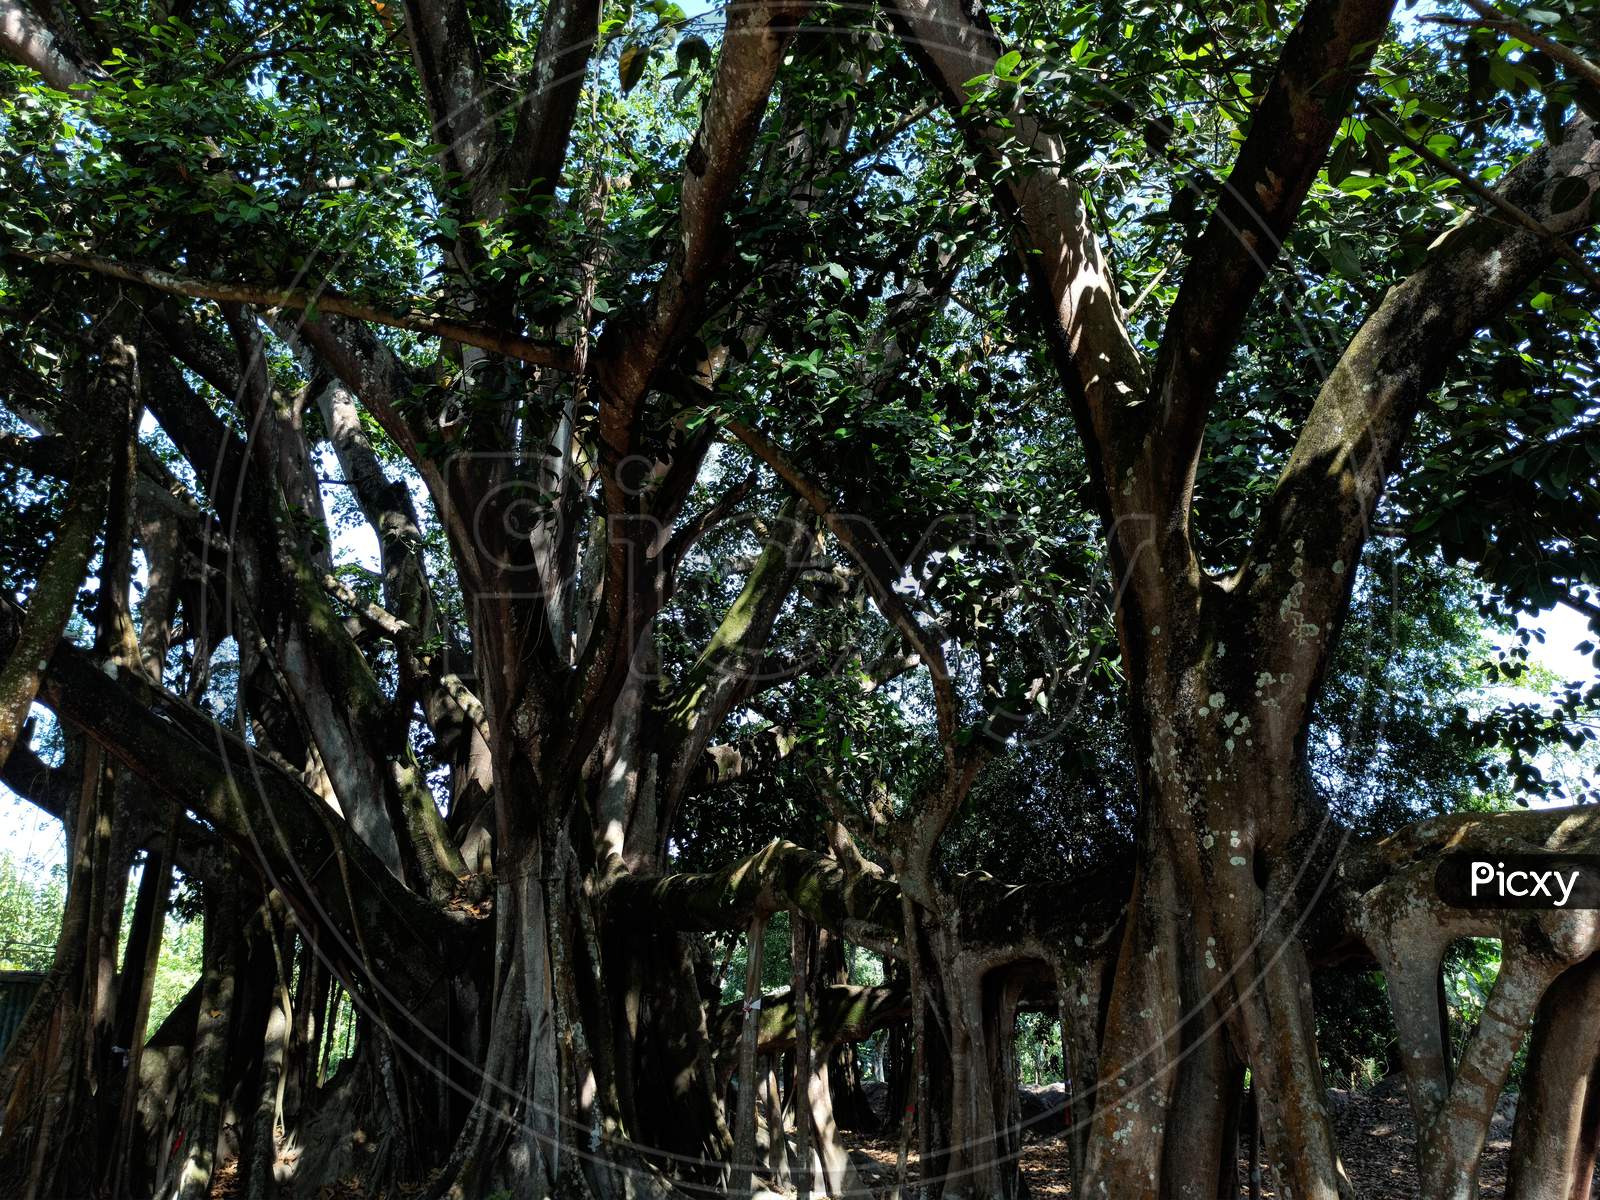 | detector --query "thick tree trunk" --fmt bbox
[985,970,1029,1200]
[791,914,814,1200]
[1081,855,1185,1199]
[1076,575,1360,1200]
[1211,883,1344,1200]
[107,824,178,1197]
[281,938,329,1148]
[827,1038,879,1134]
[244,905,295,1200]
[760,1059,791,1190]
[0,743,123,1200]
[0,398,113,772]
[800,1042,863,1197]
[733,913,769,1196]
[1570,1056,1600,1200]
[1507,956,1600,1200]
[127,978,201,1197]
[1420,948,1561,1200]
[1056,953,1104,1195]
[173,878,240,1200]
[1161,949,1242,1200]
